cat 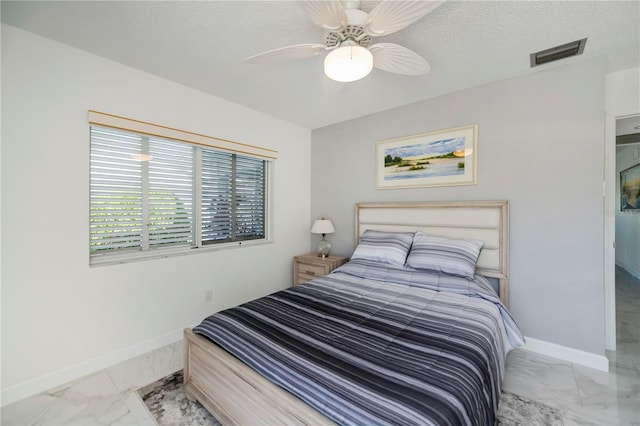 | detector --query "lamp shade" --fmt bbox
[324,44,373,83]
[311,219,335,235]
